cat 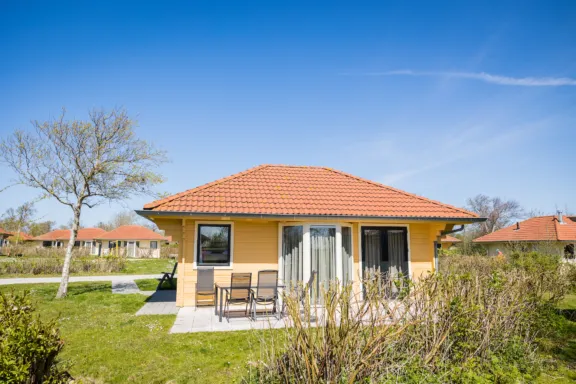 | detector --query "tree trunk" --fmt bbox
[56,204,82,299]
